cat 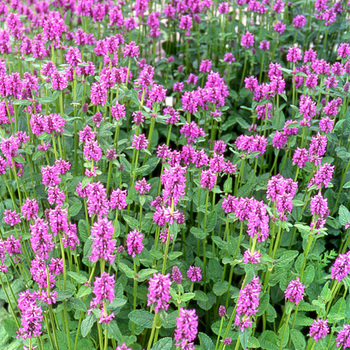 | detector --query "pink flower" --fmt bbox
[126,229,143,257]
[284,277,305,305]
[147,273,171,313]
[241,31,254,49]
